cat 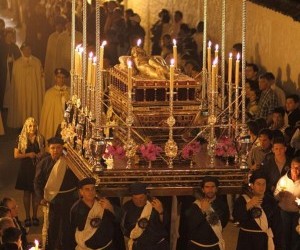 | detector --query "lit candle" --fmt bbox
[207,41,212,77]
[228,53,233,83]
[235,53,240,86]
[173,39,178,68]
[279,178,287,191]
[211,58,217,115]
[170,59,175,93]
[100,40,107,70]
[137,38,142,47]
[34,239,39,250]
[127,60,133,93]
[74,45,81,75]
[87,52,93,85]
[91,57,97,87]
[212,58,217,94]
[214,44,219,61]
[78,47,84,77]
